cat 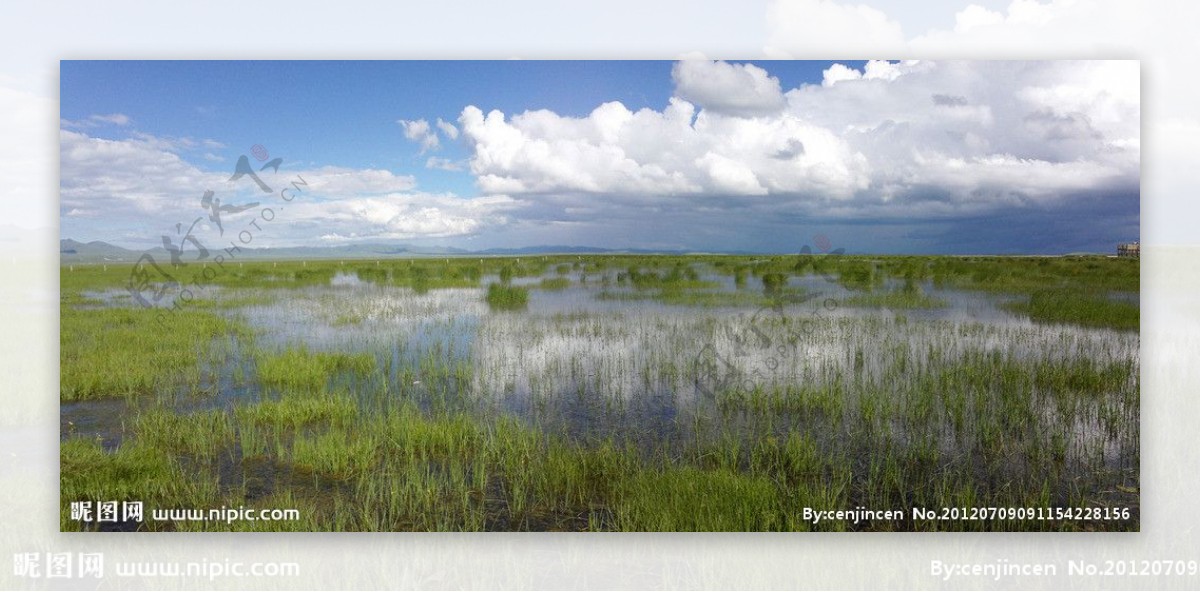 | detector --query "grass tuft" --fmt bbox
[486,283,529,311]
